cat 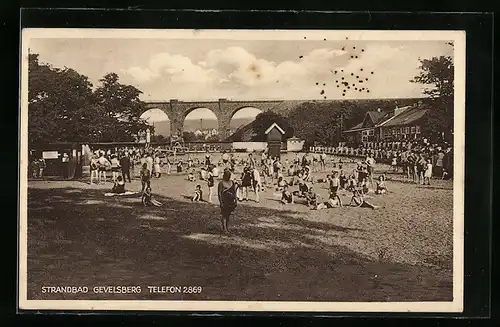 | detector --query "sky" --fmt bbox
[29,36,454,122]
